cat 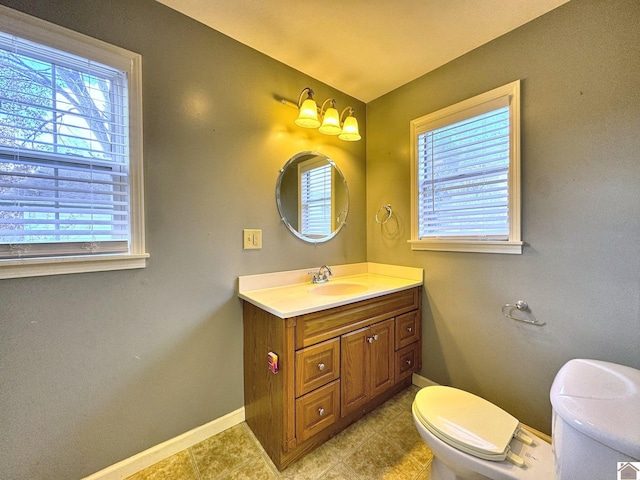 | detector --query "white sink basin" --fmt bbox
[310,283,369,296]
